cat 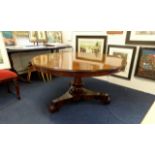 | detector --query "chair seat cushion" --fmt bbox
[0,70,17,81]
